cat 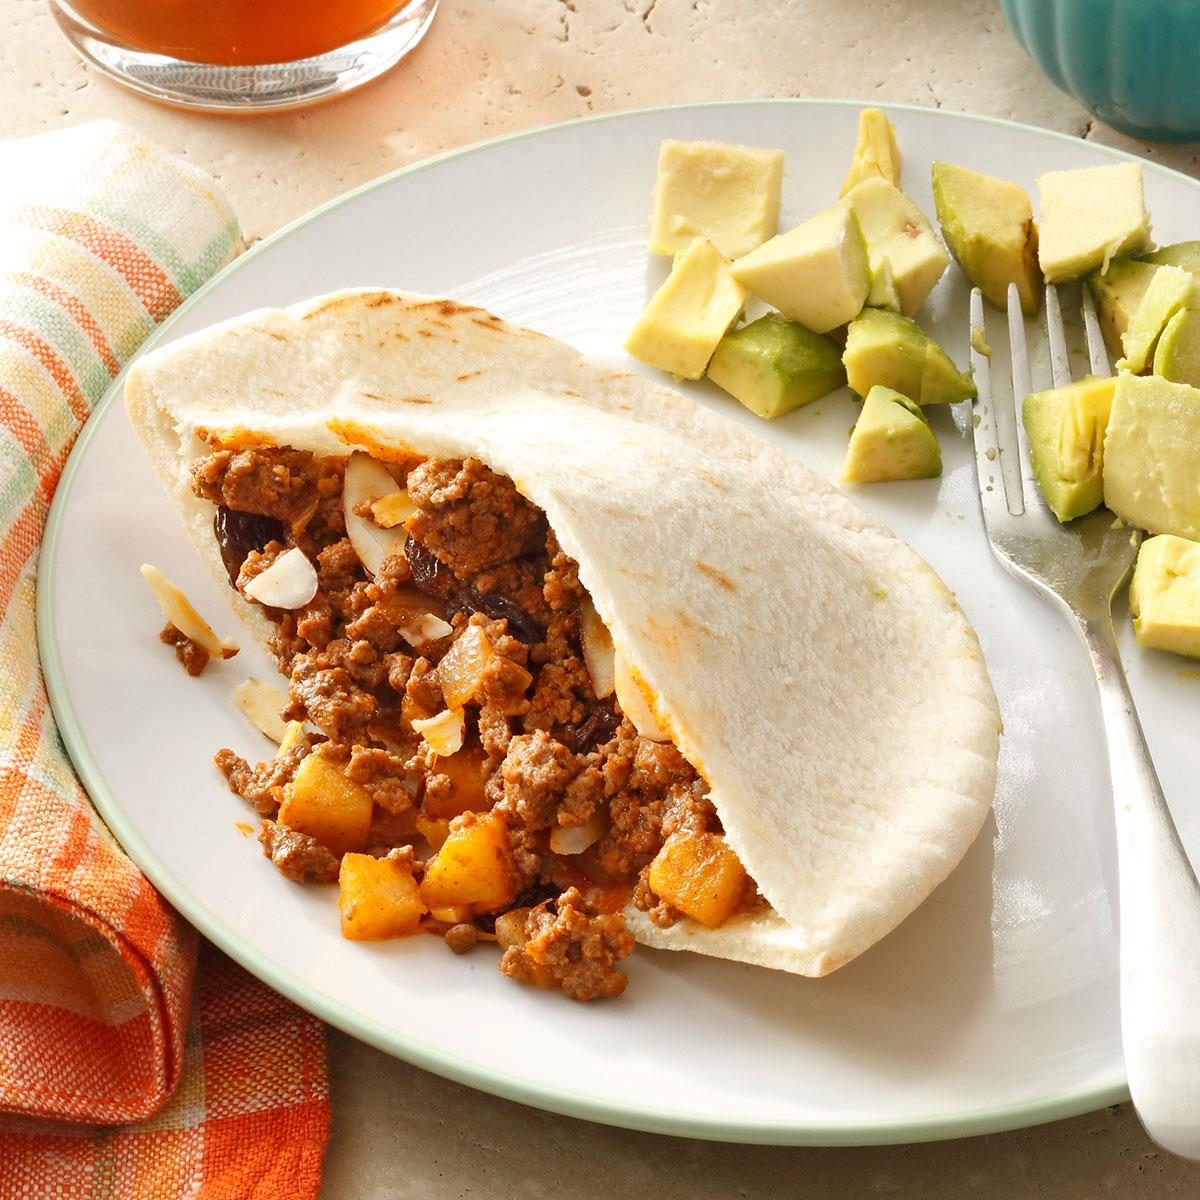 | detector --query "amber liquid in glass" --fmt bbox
[70,0,407,65]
